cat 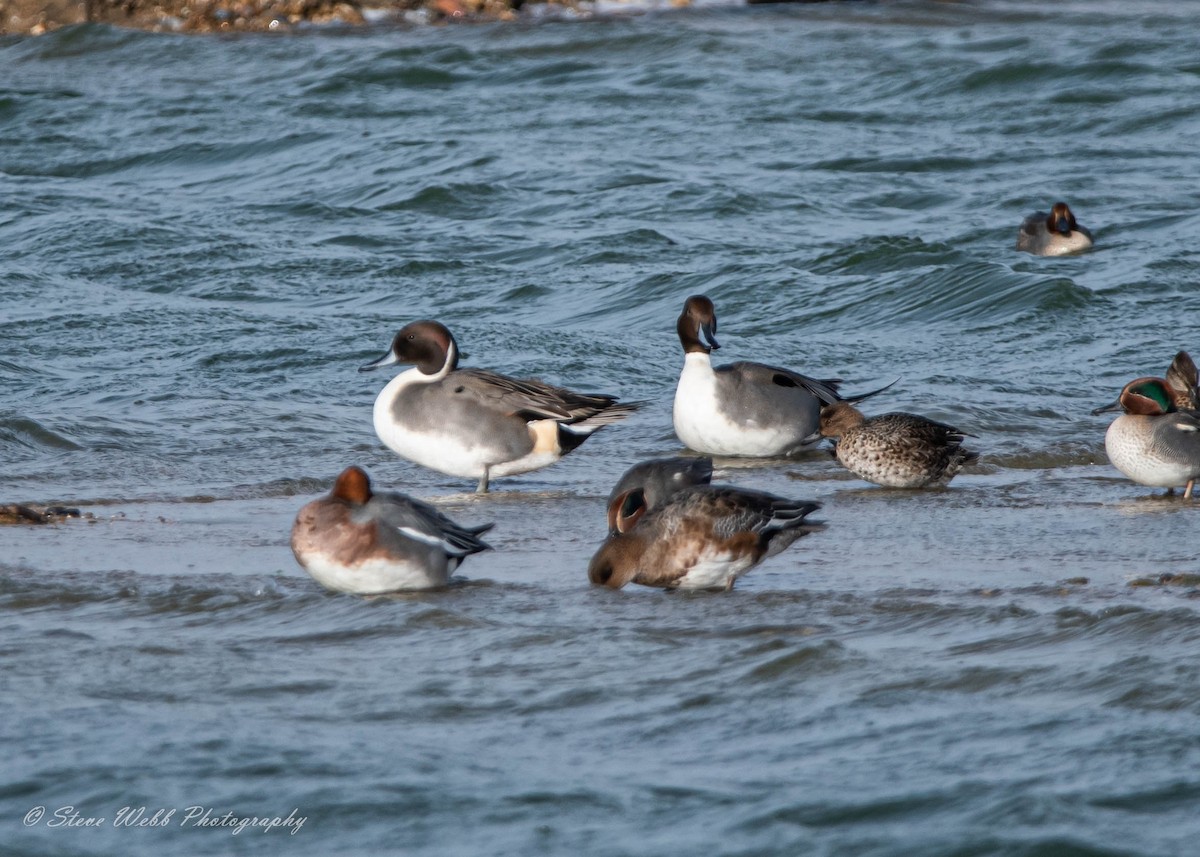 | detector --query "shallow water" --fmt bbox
[4,2,1200,854]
